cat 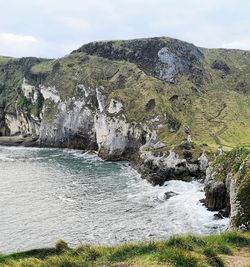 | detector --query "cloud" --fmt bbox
[0,32,40,57]
[0,32,38,45]
[0,32,76,58]
[60,17,91,32]
[221,38,250,50]
[0,0,249,57]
